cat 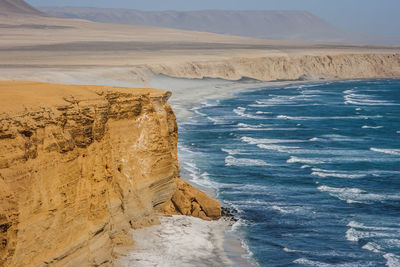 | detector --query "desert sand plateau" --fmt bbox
[0,1,399,83]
